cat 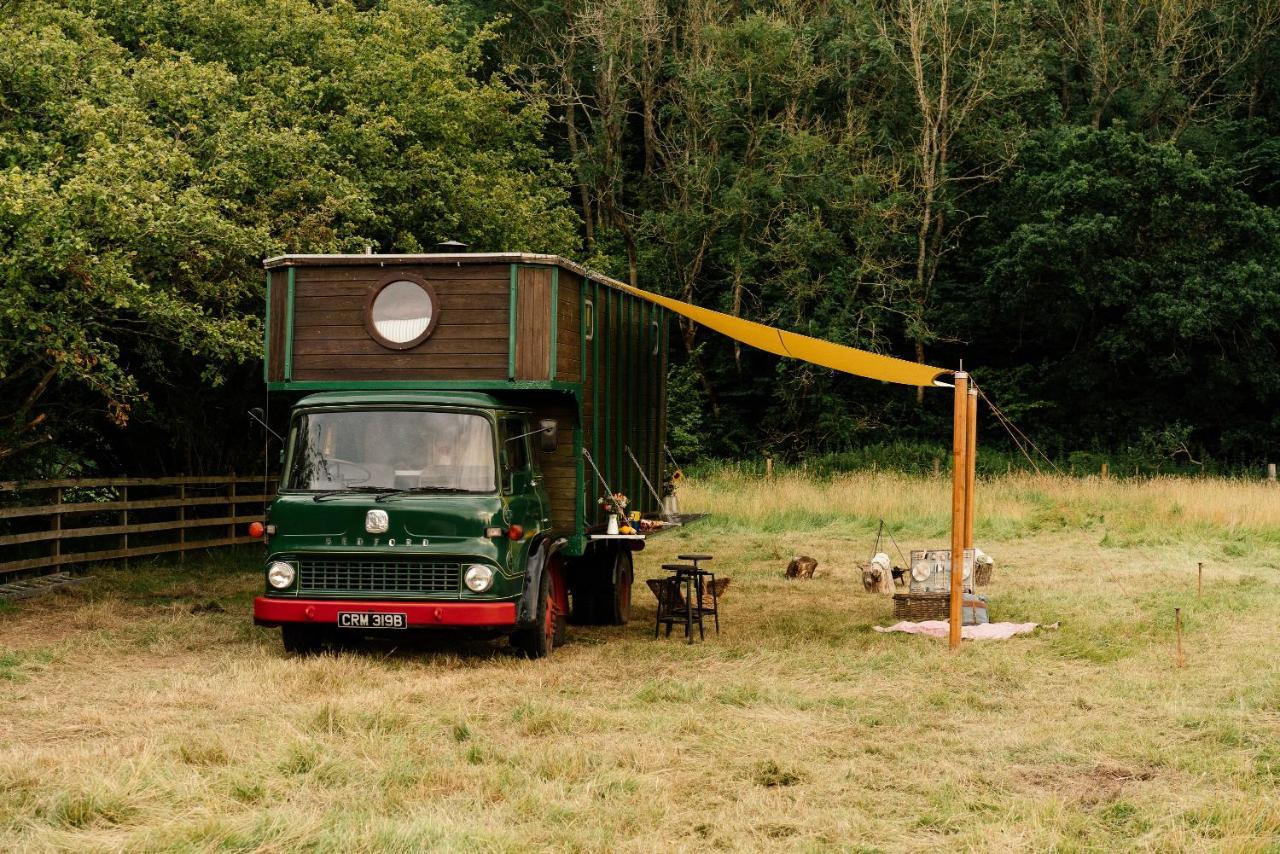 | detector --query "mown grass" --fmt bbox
[1,472,1278,851]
